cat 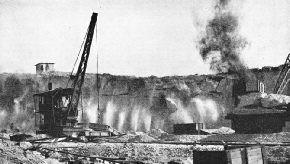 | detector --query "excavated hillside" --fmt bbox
[0,66,282,133]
